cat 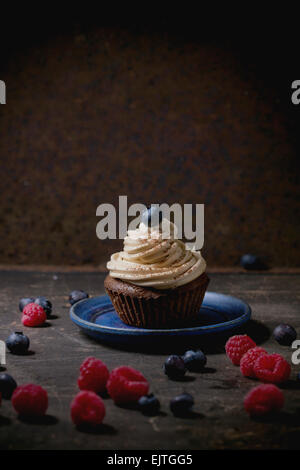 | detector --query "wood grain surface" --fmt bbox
[0,271,299,450]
